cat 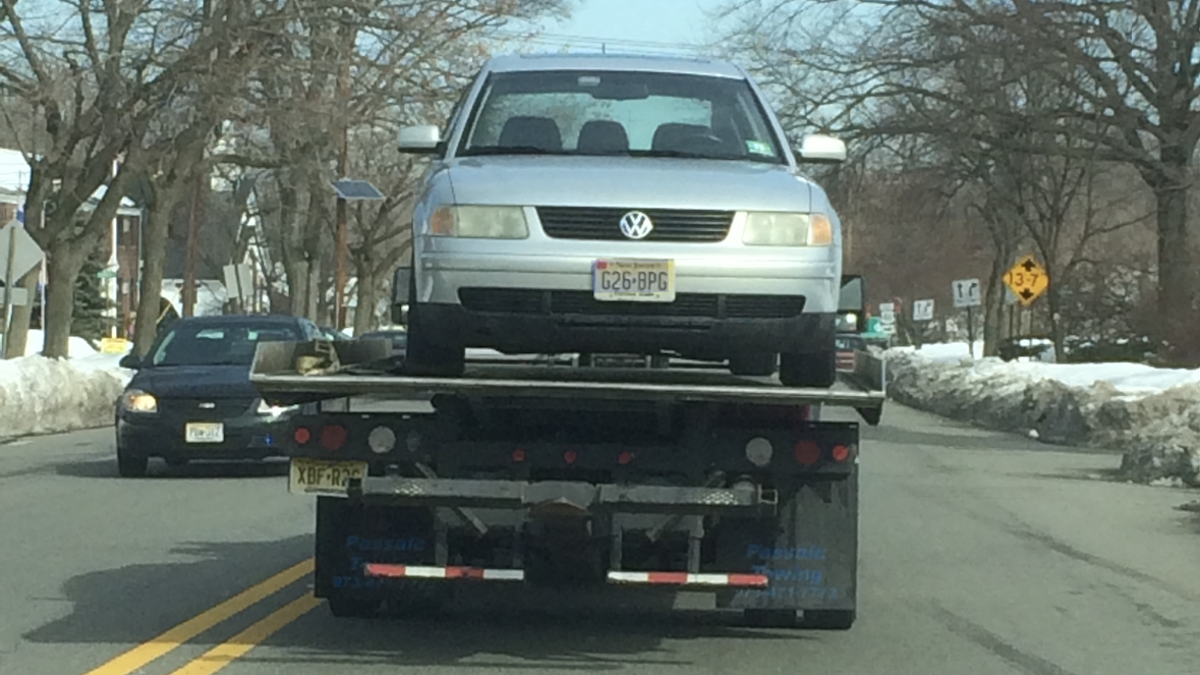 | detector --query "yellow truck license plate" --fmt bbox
[593,259,675,302]
[289,458,368,496]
